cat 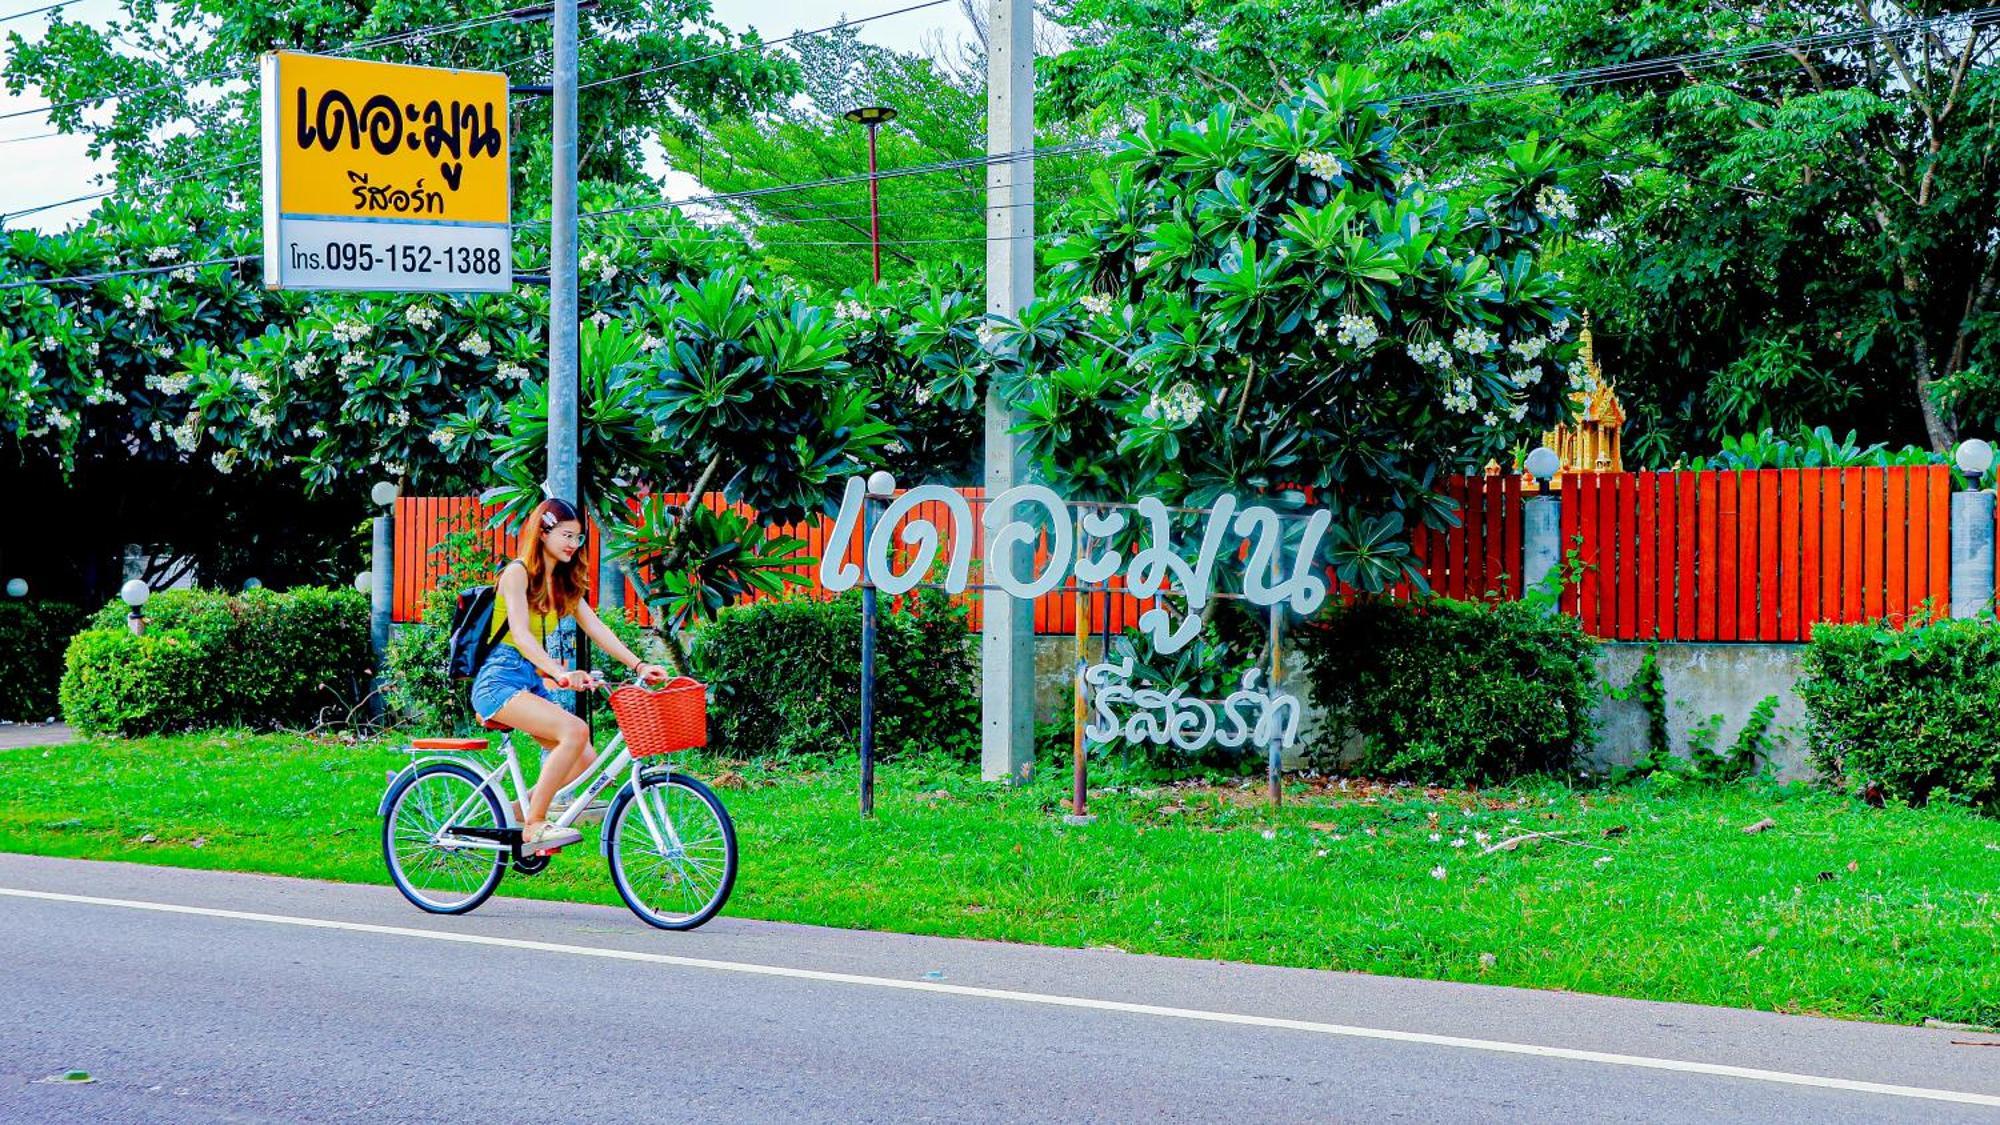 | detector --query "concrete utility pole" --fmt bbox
[981,0,1036,782]
[550,0,582,695]
[548,0,580,511]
